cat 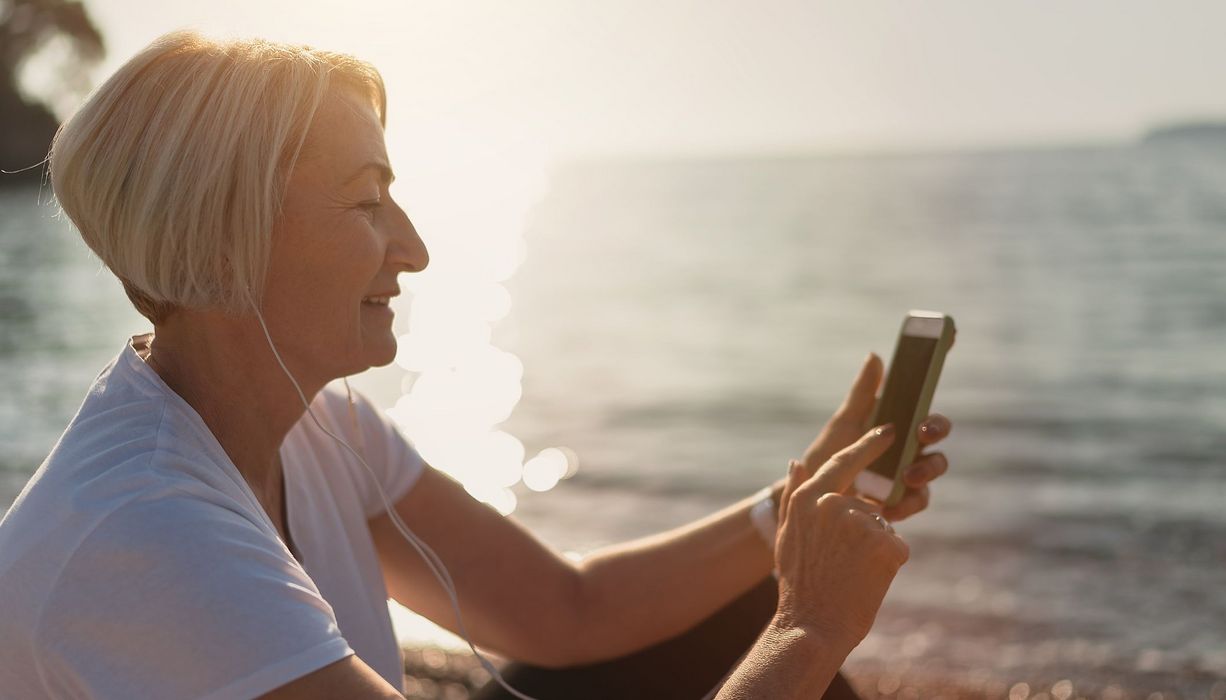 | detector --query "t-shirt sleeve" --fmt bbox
[341,387,427,519]
[35,494,355,700]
